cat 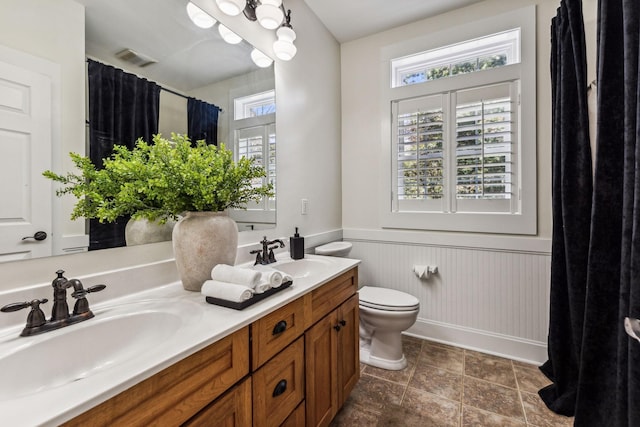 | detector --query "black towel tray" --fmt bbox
[205,280,293,310]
